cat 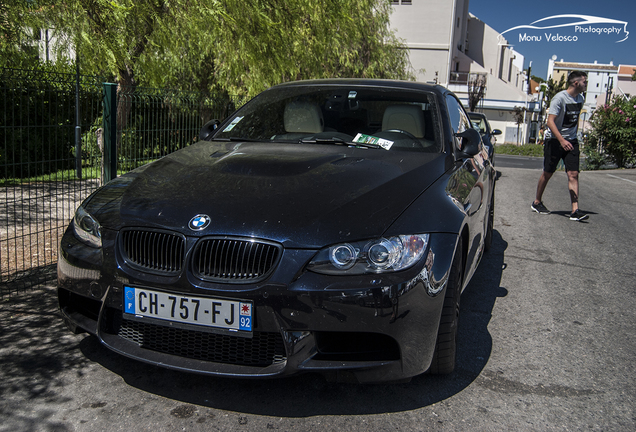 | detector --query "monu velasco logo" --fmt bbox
[499,14,629,44]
